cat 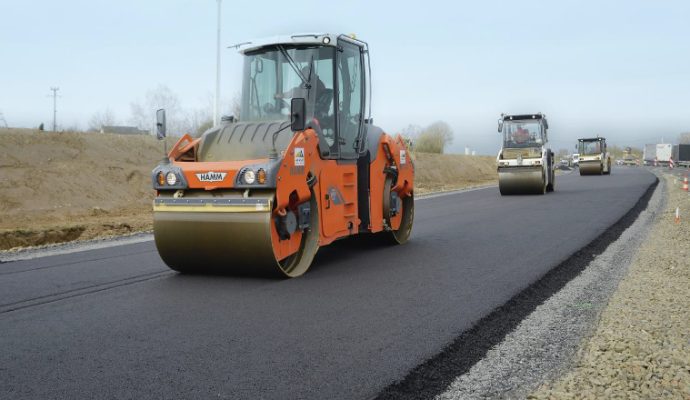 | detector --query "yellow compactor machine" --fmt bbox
[577,137,611,175]
[496,113,555,195]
